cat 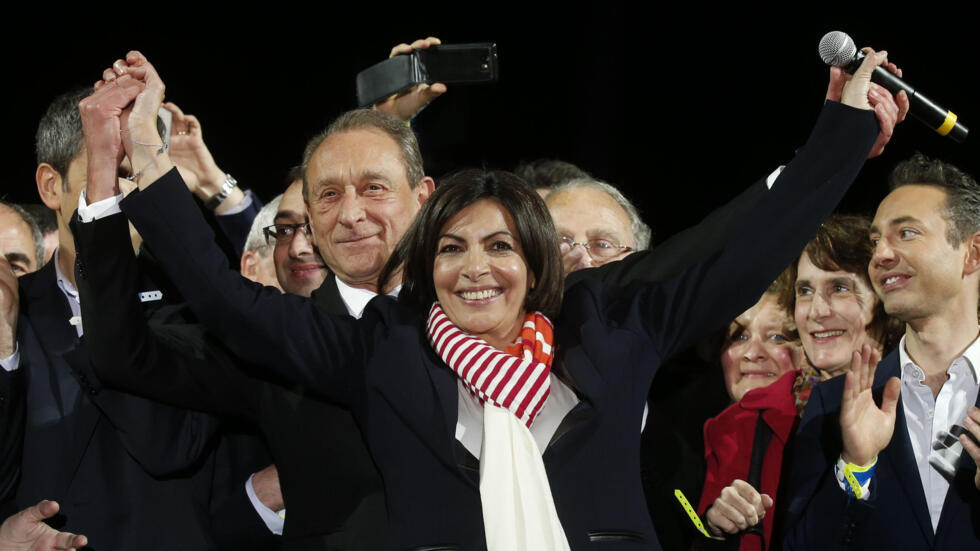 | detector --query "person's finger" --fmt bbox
[881,376,901,417]
[426,82,448,97]
[53,531,88,550]
[732,480,766,522]
[960,406,980,486]
[704,501,738,535]
[112,58,129,76]
[842,48,886,110]
[961,422,980,467]
[103,67,118,82]
[162,101,185,119]
[122,53,158,83]
[869,83,899,117]
[416,36,442,49]
[760,493,774,511]
[862,345,874,390]
[35,499,60,519]
[410,38,428,50]
[825,66,845,102]
[712,495,747,532]
[896,90,910,123]
[126,50,148,66]
[719,484,757,528]
[389,42,413,58]
[851,349,864,392]
[112,59,129,76]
